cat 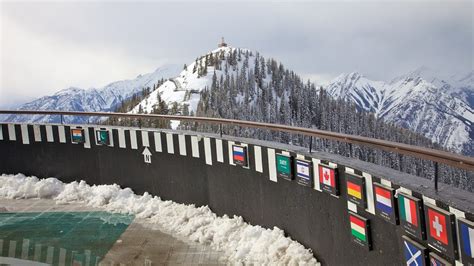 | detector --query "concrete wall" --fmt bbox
[1,123,473,265]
